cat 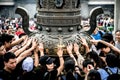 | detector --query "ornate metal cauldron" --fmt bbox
[15,0,103,55]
